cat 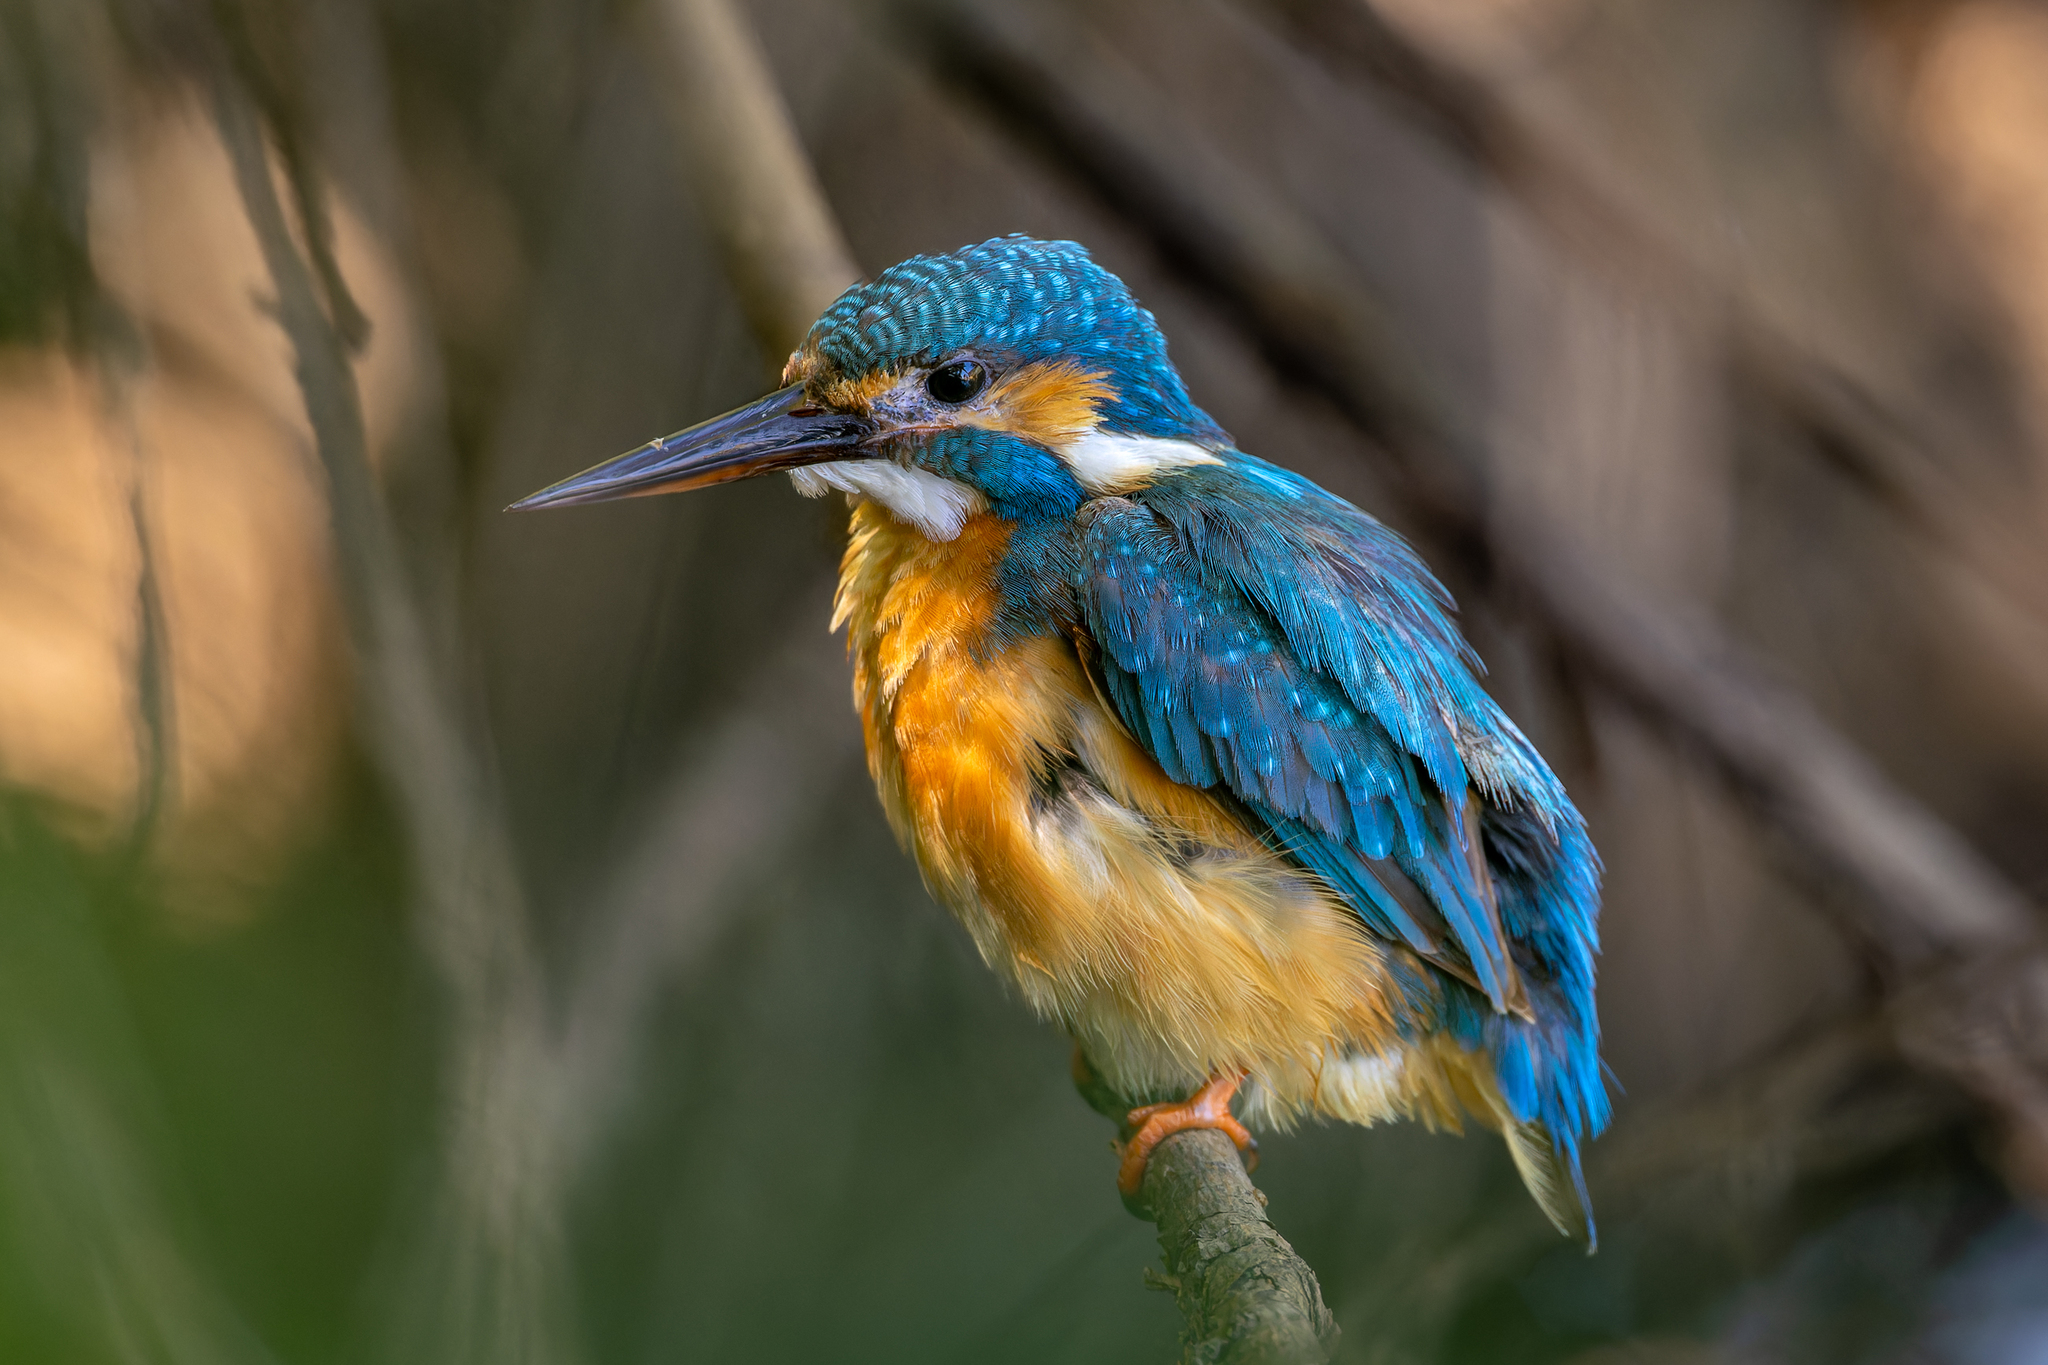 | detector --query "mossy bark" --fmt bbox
[1076,1059,1338,1363]
[1141,1129,1340,1364]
